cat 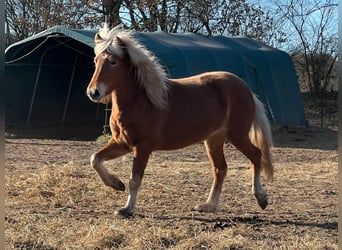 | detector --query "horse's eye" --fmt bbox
[110,60,117,65]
